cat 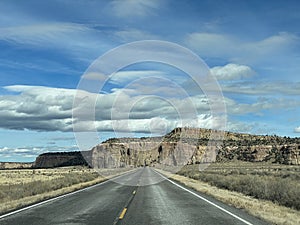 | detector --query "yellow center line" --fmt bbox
[119,208,127,219]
